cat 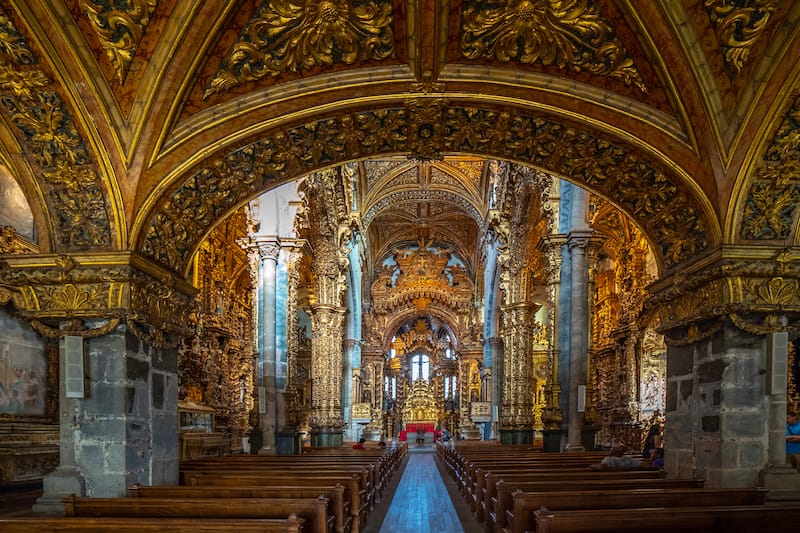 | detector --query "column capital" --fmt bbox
[647,247,800,339]
[0,252,197,346]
